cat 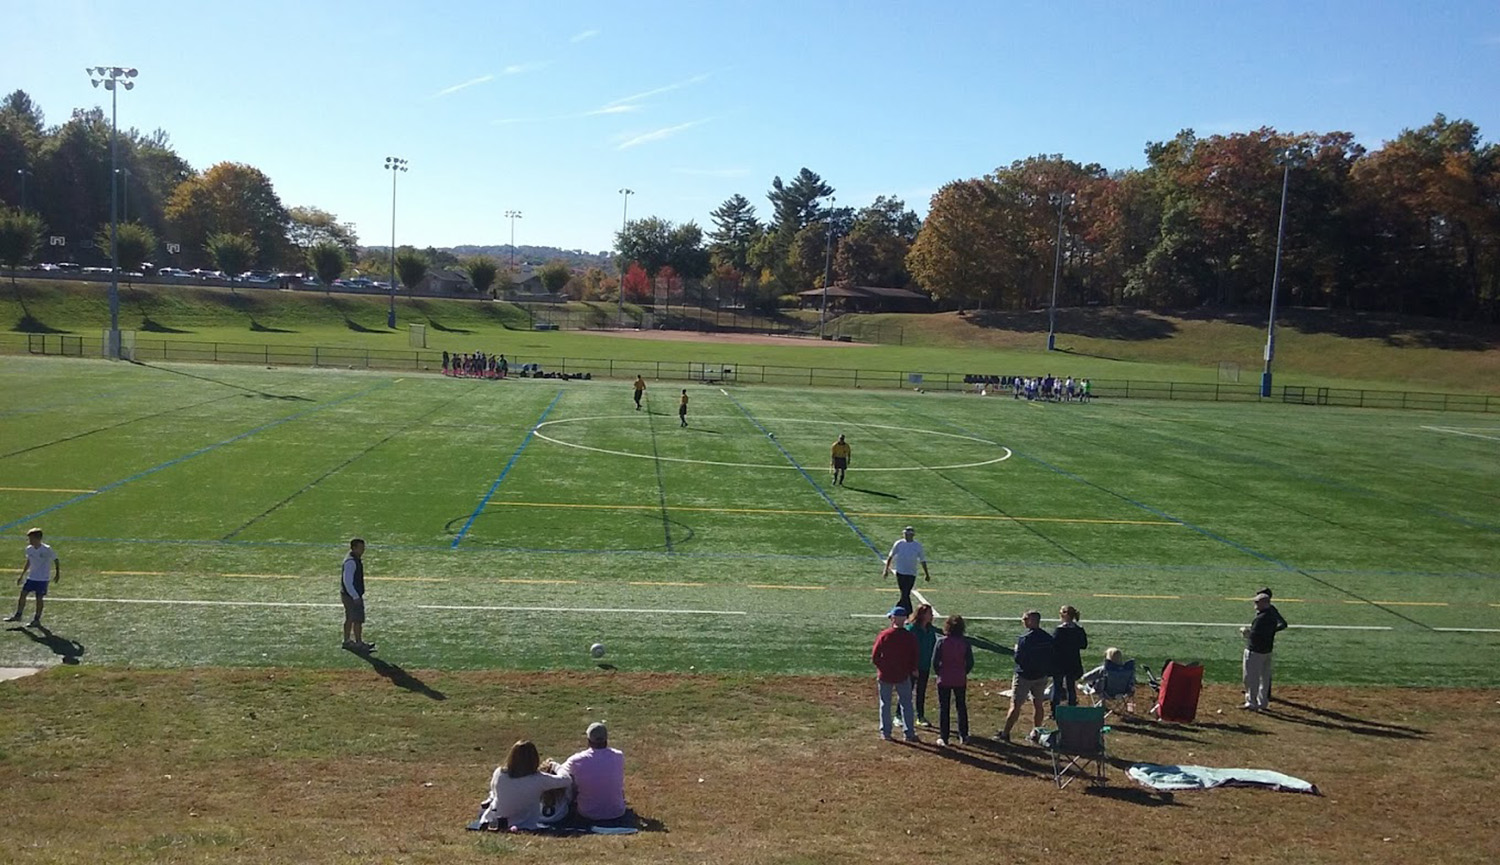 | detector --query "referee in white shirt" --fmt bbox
[881,526,930,615]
